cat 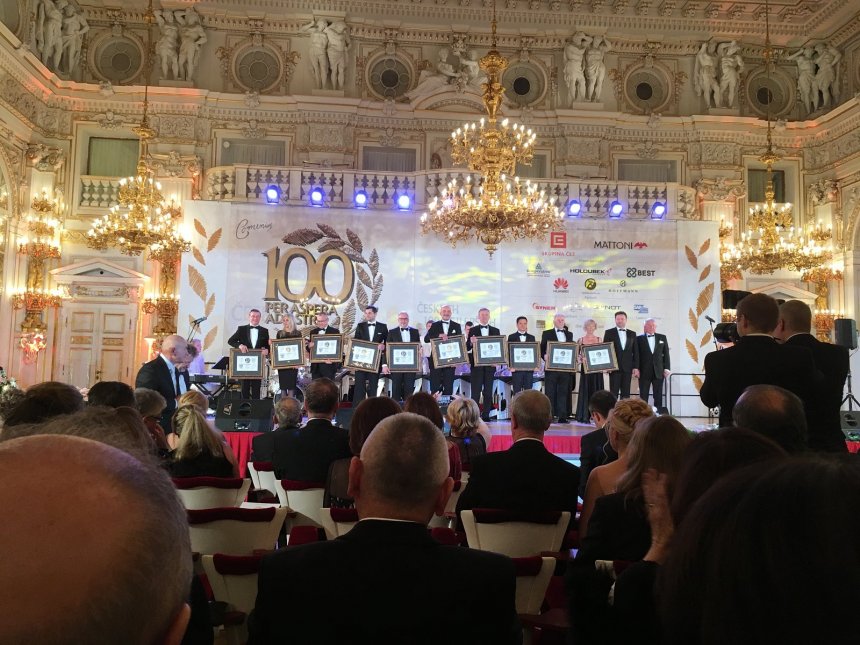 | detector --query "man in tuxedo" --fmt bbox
[456,390,580,531]
[423,304,463,395]
[468,307,500,421]
[227,309,270,399]
[773,299,849,452]
[251,396,303,462]
[700,293,820,428]
[351,306,388,405]
[388,311,422,401]
[135,334,190,434]
[508,316,536,395]
[578,389,617,499]
[603,311,638,399]
[272,378,350,481]
[307,312,341,381]
[540,313,575,423]
[248,412,520,644]
[633,318,671,413]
